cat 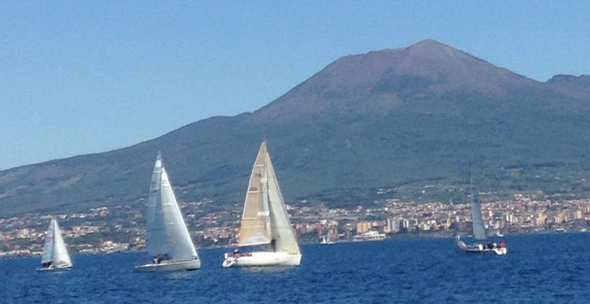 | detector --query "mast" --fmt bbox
[146,153,198,261]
